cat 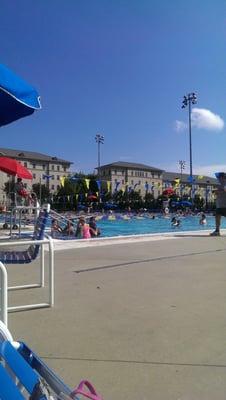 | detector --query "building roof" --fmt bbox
[0,147,73,165]
[163,171,218,185]
[99,161,164,172]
